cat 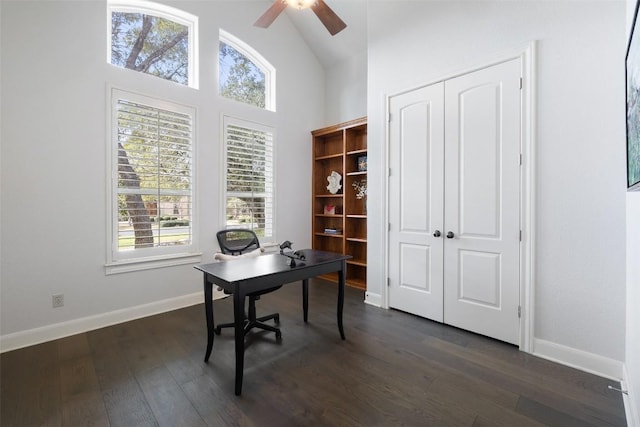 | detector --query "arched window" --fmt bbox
[219,30,275,111]
[108,0,199,88]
